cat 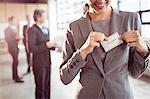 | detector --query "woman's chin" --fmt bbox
[95,8,106,14]
[95,5,110,14]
